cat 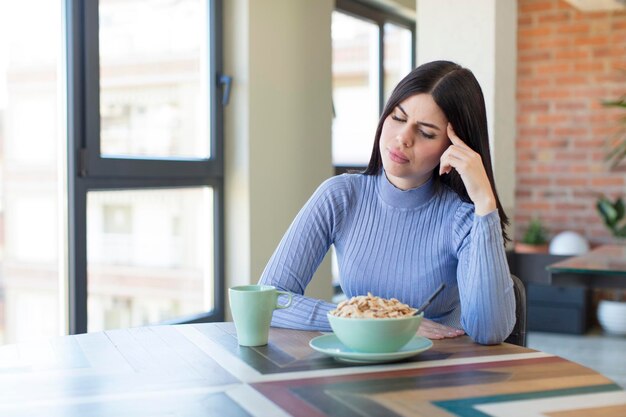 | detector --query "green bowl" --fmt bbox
[327,312,423,353]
